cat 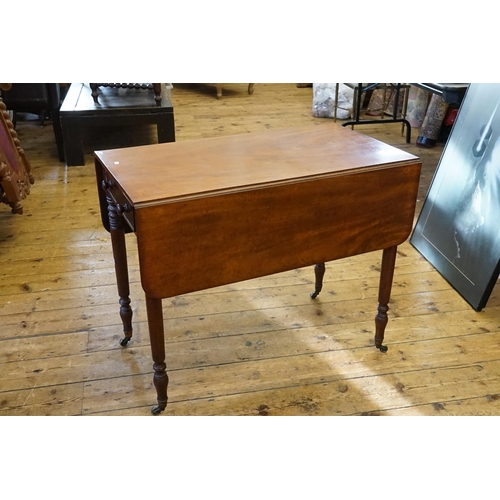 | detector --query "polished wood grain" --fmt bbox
[2,83,500,416]
[96,123,417,205]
